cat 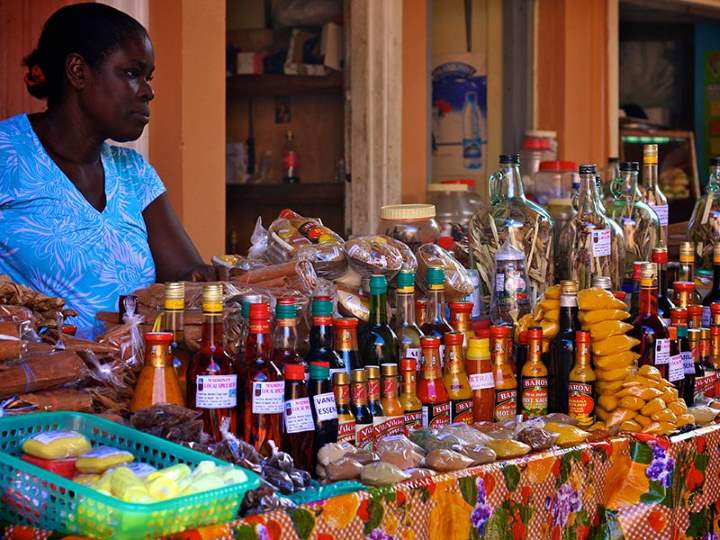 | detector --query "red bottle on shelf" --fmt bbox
[282,363,314,471]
